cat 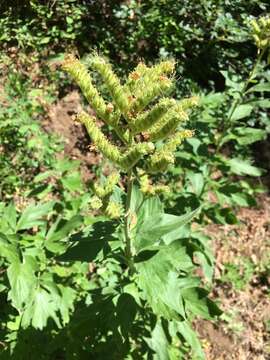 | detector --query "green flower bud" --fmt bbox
[125,62,148,93]
[130,77,173,114]
[253,34,261,47]
[146,151,175,173]
[131,98,176,134]
[259,17,267,28]
[62,55,118,125]
[105,201,122,219]
[94,172,120,198]
[120,142,155,170]
[89,196,103,210]
[250,17,270,50]
[77,111,122,164]
[140,173,150,194]
[128,60,175,97]
[64,53,195,177]
[153,184,170,195]
[140,173,169,195]
[132,62,148,77]
[88,54,130,116]
[163,129,194,153]
[261,39,268,48]
[149,109,188,141]
[179,96,200,110]
[106,172,120,190]
[251,20,261,34]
